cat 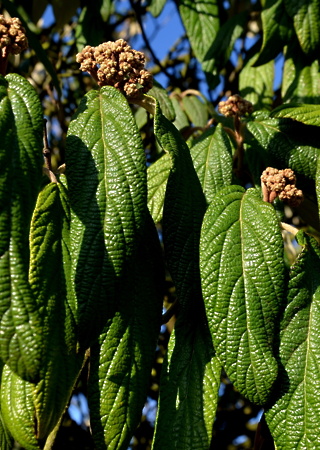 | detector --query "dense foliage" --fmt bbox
[0,0,320,449]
